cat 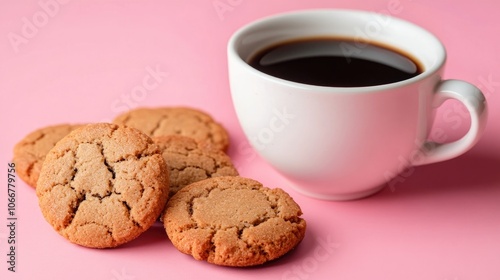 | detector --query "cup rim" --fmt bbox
[227,9,447,94]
